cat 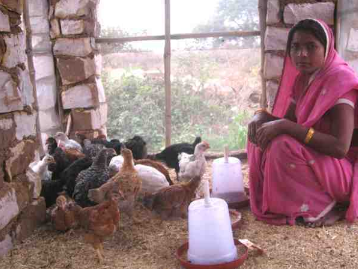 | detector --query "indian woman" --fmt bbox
[247,19,358,226]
